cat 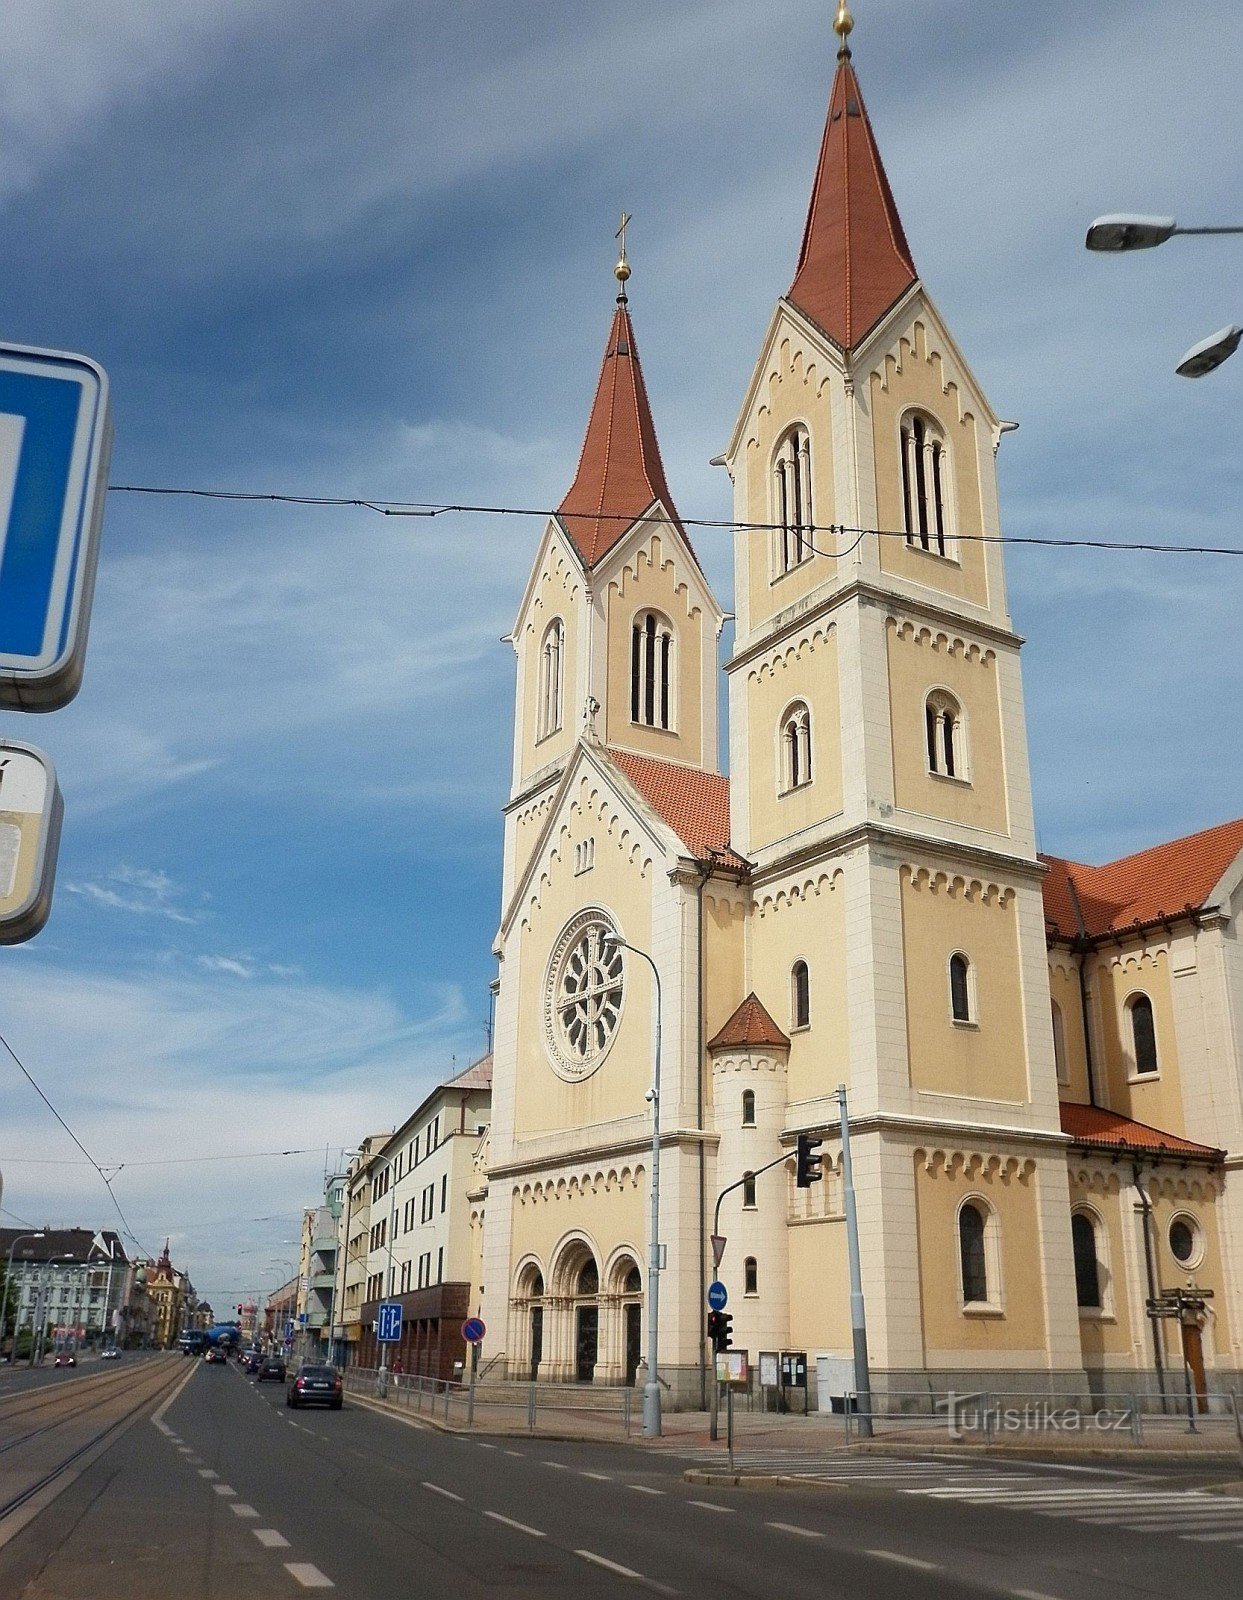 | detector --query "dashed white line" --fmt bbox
[629,1484,665,1495]
[421,1482,464,1502]
[581,1471,612,1481]
[253,1529,291,1549]
[576,1550,643,1579]
[197,1469,217,1479]
[504,1449,525,1458]
[212,1485,237,1497]
[485,1511,546,1537]
[229,1503,260,1518]
[766,1522,824,1540]
[688,1500,734,1514]
[1012,1590,1067,1600]
[477,1442,497,1450]
[284,1562,334,1589]
[1184,1530,1243,1542]
[865,1550,939,1572]
[544,1461,570,1470]
[176,1446,194,1453]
